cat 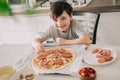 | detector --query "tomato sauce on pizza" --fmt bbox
[33,48,75,70]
